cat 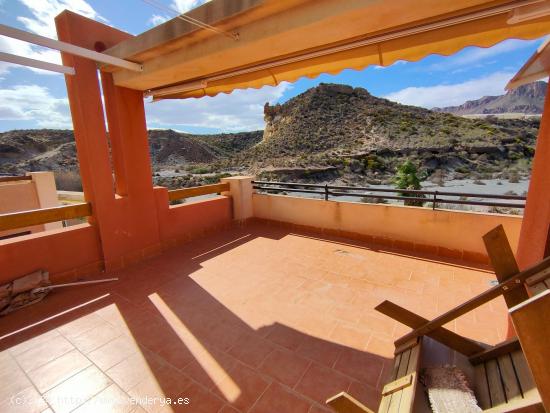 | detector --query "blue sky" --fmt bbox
[0,0,546,134]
